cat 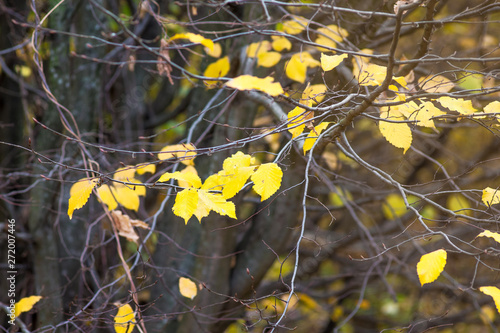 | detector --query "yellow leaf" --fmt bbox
[271,36,291,52]
[96,184,118,211]
[14,296,42,317]
[220,166,255,199]
[382,193,408,220]
[179,277,198,299]
[286,52,320,83]
[315,25,348,51]
[281,16,309,35]
[177,165,198,188]
[172,188,198,224]
[158,143,197,165]
[170,32,214,51]
[320,53,347,71]
[447,193,471,216]
[482,187,500,206]
[480,286,500,314]
[393,76,407,88]
[378,111,412,153]
[112,184,141,211]
[257,51,282,68]
[201,173,224,192]
[416,249,447,286]
[197,190,237,219]
[477,230,500,244]
[114,303,136,333]
[222,151,252,171]
[158,170,202,188]
[484,101,500,114]
[353,62,387,86]
[437,96,477,115]
[68,178,99,219]
[409,101,445,128]
[303,122,330,154]
[205,42,222,58]
[418,75,454,93]
[114,167,136,181]
[301,84,327,105]
[111,210,149,243]
[225,75,283,96]
[135,164,156,175]
[251,163,283,201]
[204,56,230,88]
[287,106,307,139]
[246,41,271,58]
